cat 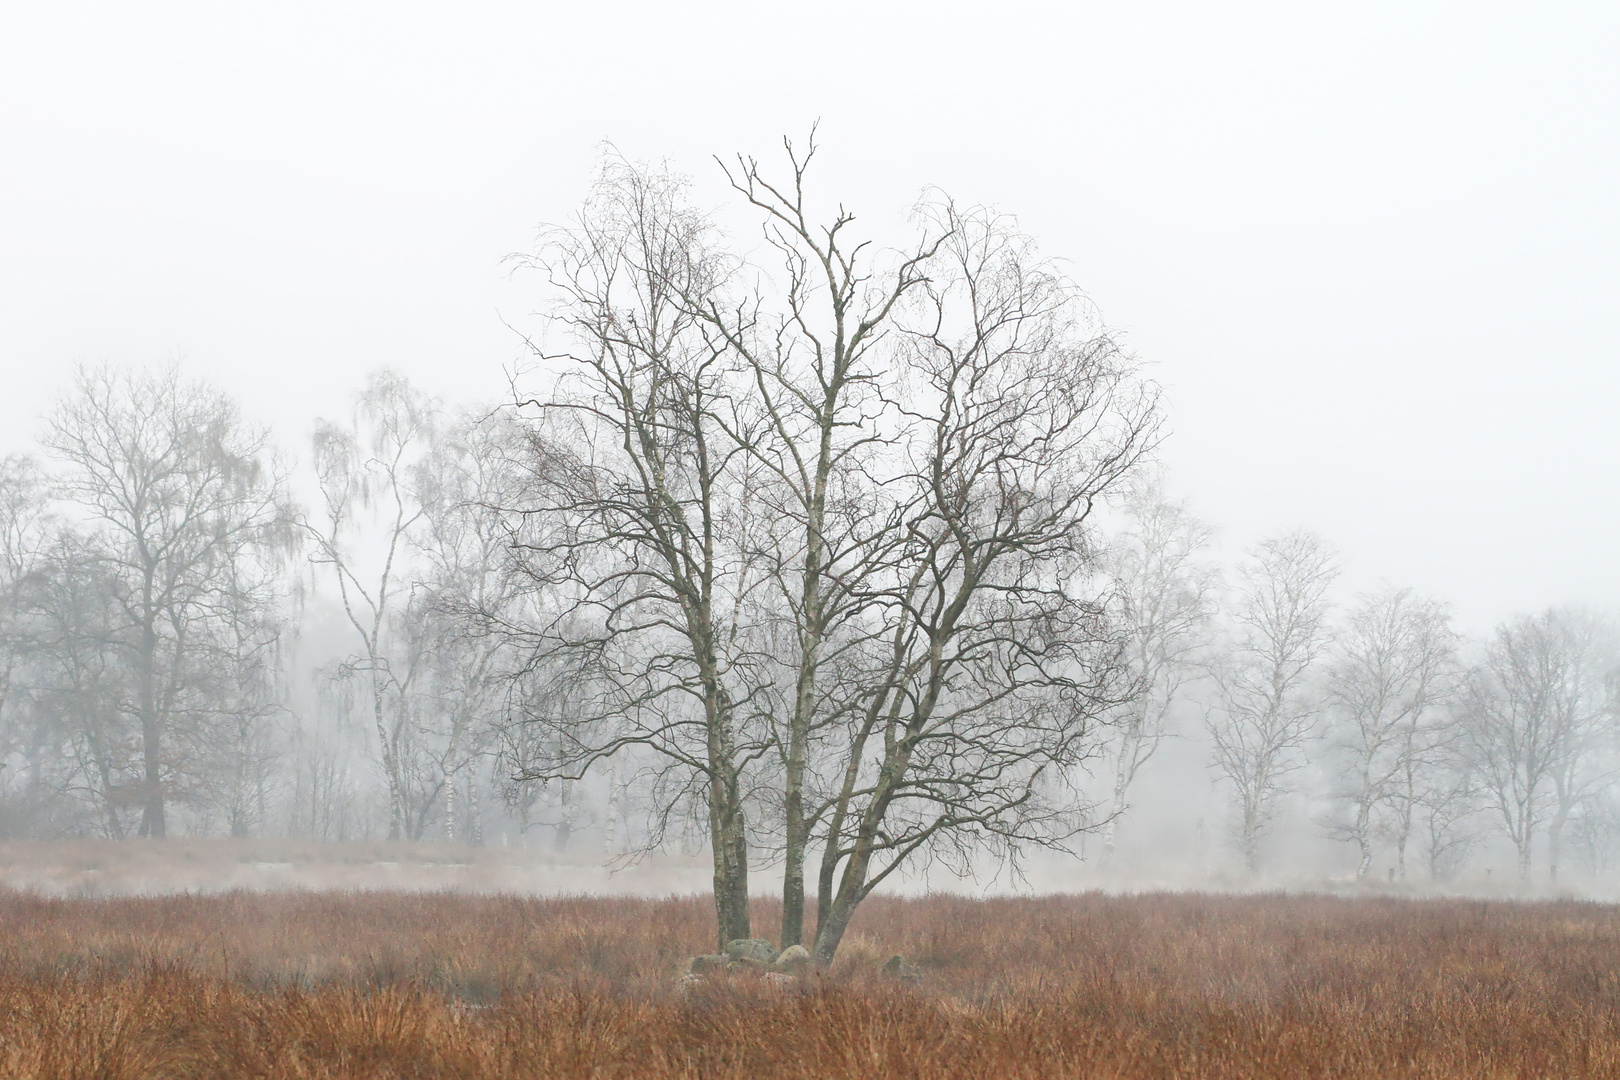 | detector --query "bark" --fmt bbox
[704,676,751,947]
[370,669,404,840]
[1548,808,1566,883]
[136,617,165,839]
[445,769,456,843]
[1100,731,1136,864]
